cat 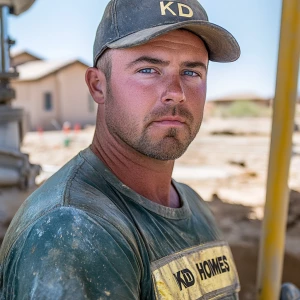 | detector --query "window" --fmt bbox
[44,92,53,111]
[88,94,95,113]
